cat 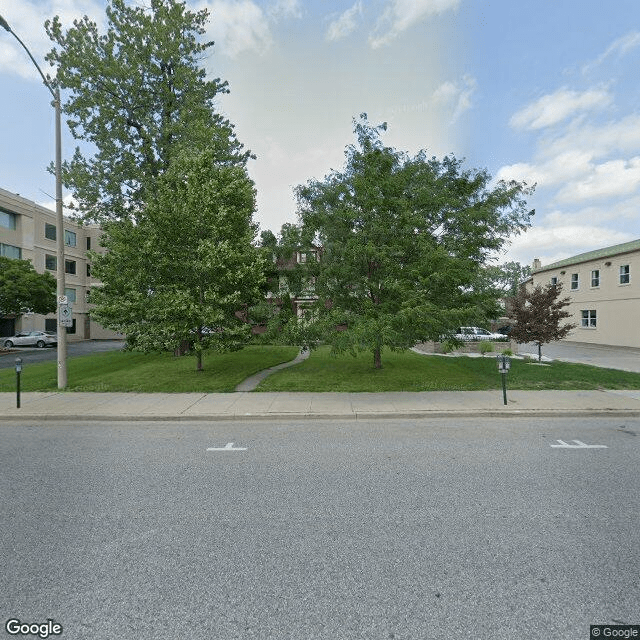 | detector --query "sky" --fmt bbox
[2,0,640,268]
